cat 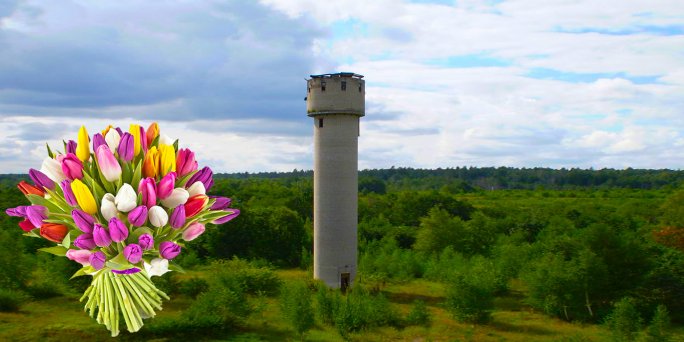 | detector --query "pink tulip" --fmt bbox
[157,172,176,200]
[182,222,205,241]
[60,153,84,180]
[176,148,198,177]
[138,178,157,208]
[96,145,122,182]
[66,249,92,266]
